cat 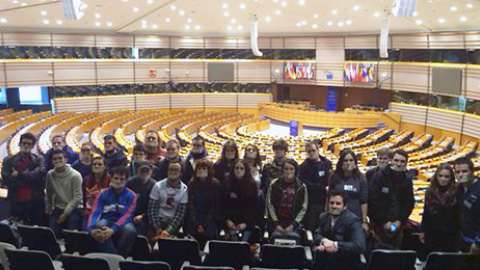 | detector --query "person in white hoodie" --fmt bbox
[46,149,83,238]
